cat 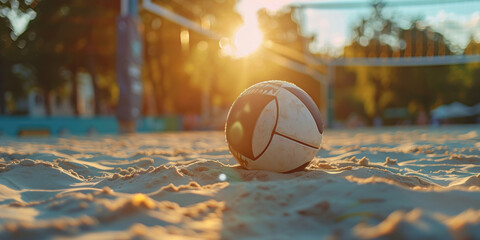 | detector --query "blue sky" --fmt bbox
[236,0,480,56]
